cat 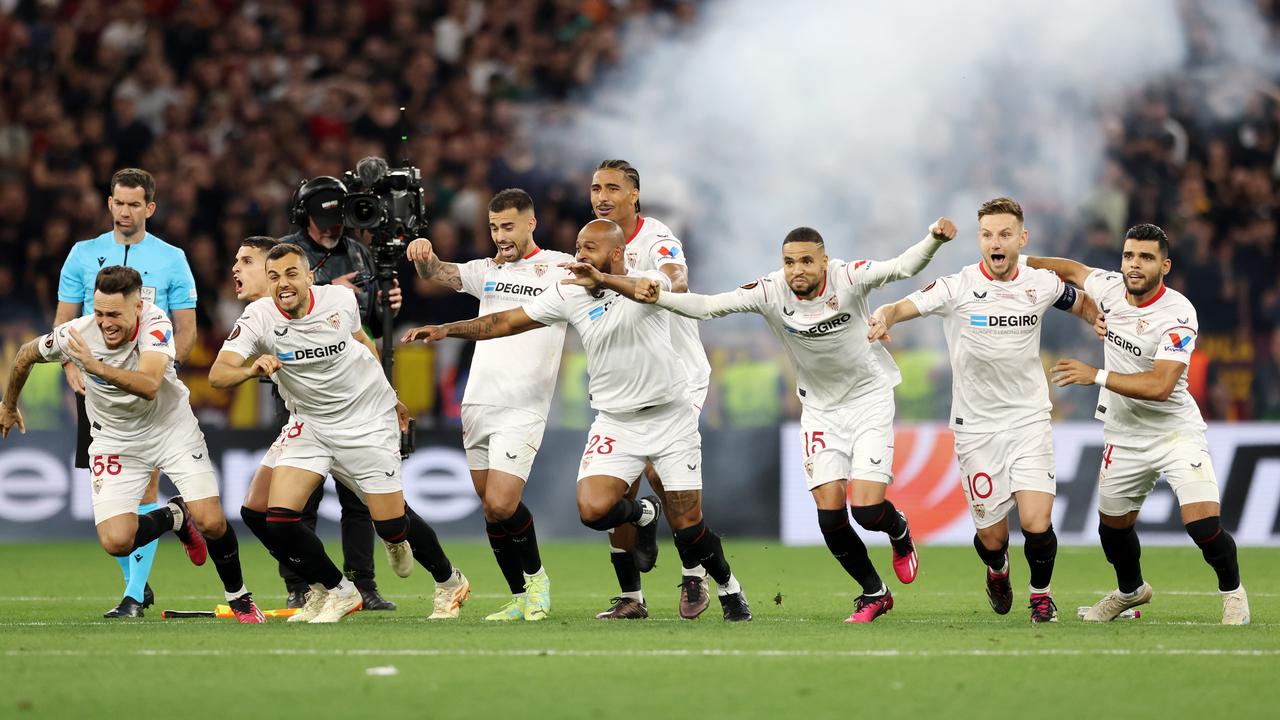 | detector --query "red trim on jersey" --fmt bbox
[625,217,645,245]
[1129,283,1166,308]
[128,317,140,342]
[274,288,316,319]
[523,245,542,260]
[978,260,1019,281]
